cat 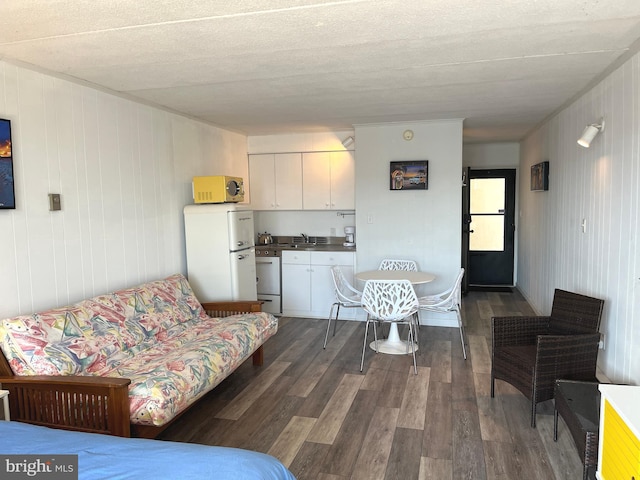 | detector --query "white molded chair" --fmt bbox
[379,258,420,342]
[418,268,466,359]
[378,259,418,271]
[360,279,420,374]
[324,266,363,348]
